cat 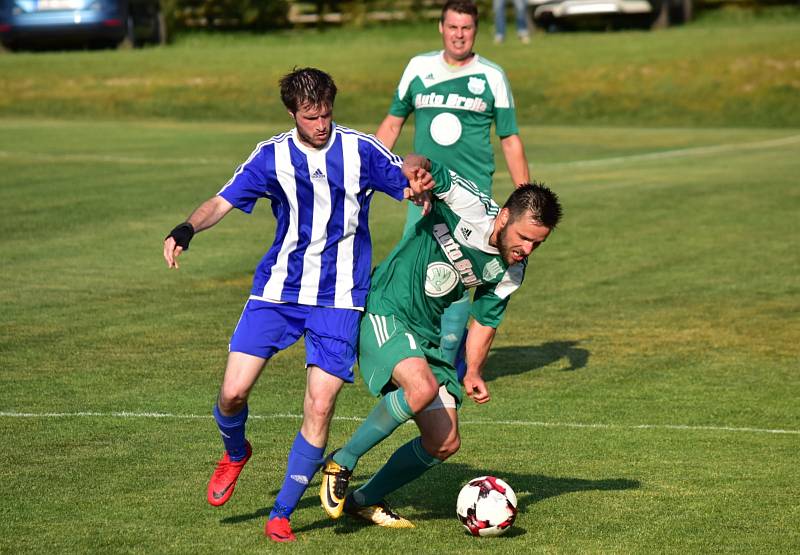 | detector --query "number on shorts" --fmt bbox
[405,333,417,350]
